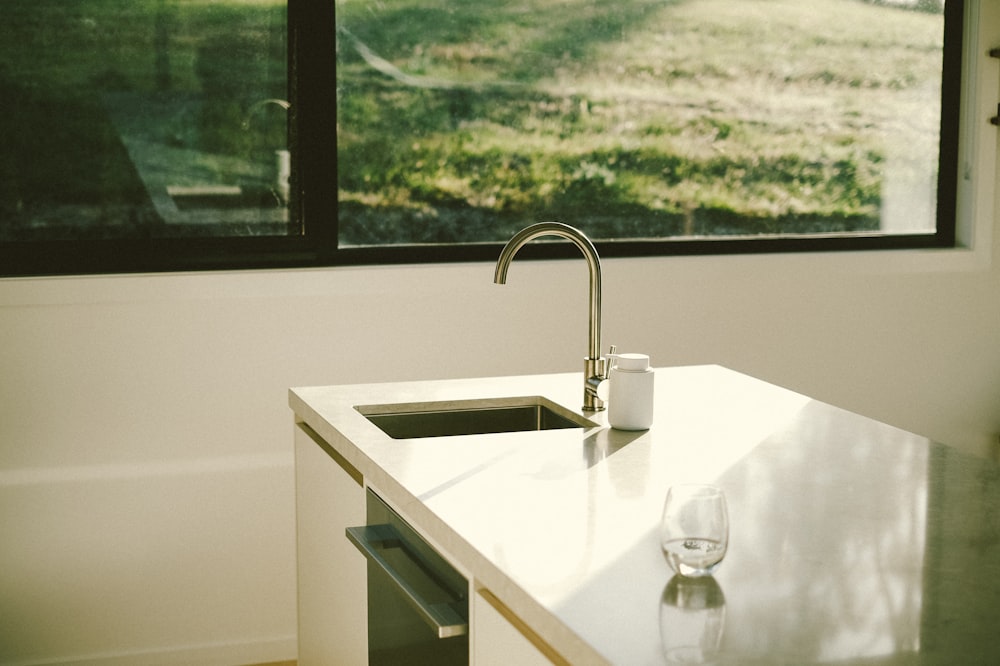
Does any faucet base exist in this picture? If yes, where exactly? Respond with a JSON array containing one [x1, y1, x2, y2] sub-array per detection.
[[583, 356, 608, 412]]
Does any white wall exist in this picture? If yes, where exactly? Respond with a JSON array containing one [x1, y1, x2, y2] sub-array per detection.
[[1, 5, 998, 665]]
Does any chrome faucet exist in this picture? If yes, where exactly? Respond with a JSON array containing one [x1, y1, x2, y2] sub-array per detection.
[[241, 98, 291, 130], [494, 222, 611, 411]]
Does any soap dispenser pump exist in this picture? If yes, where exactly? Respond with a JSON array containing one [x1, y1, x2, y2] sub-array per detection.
[[607, 353, 654, 430]]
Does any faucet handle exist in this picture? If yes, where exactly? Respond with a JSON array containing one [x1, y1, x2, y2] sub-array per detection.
[[595, 344, 617, 404], [604, 344, 618, 379]]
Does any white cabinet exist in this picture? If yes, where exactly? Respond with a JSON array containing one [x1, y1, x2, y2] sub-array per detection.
[[294, 423, 367, 665], [295, 419, 564, 666], [473, 589, 561, 666]]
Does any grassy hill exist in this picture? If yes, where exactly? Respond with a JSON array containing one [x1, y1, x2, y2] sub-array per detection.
[[336, 0, 944, 244]]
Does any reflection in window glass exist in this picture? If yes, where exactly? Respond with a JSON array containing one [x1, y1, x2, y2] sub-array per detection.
[[0, 1, 289, 241], [336, 0, 947, 246]]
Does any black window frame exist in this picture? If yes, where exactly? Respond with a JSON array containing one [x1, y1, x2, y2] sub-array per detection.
[[0, 0, 964, 278]]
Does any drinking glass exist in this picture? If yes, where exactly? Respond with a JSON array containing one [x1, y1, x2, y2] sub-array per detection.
[[660, 484, 729, 577]]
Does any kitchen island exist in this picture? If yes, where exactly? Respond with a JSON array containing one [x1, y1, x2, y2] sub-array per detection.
[[289, 365, 1000, 665]]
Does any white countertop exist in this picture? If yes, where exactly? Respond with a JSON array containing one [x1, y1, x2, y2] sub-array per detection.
[[289, 365, 1000, 665]]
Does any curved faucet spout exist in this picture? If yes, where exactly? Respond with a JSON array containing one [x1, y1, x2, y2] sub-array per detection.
[[494, 222, 607, 411]]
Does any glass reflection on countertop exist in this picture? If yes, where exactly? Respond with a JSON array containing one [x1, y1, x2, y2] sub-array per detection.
[[660, 575, 726, 664]]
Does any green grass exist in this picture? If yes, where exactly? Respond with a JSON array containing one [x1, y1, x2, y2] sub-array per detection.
[[0, 0, 283, 93], [336, 0, 944, 243]]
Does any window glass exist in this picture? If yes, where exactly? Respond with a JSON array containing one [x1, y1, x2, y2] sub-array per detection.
[[336, 0, 949, 247], [0, 0, 289, 242], [0, 0, 961, 276]]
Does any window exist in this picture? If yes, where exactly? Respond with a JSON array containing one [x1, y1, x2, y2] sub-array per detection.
[[336, 0, 961, 259], [0, 0, 307, 275], [0, 0, 964, 277]]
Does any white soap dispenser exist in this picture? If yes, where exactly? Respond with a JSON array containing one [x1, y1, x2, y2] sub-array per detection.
[[608, 353, 654, 430]]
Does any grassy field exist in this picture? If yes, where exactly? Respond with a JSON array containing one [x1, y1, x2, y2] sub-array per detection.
[[336, 0, 944, 244]]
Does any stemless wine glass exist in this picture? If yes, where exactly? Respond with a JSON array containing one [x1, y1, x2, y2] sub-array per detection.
[[660, 484, 729, 577]]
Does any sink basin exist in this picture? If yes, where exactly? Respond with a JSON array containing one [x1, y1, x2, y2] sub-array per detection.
[[356, 396, 597, 439]]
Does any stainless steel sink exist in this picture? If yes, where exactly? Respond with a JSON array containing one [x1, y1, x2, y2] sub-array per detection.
[[356, 397, 597, 439]]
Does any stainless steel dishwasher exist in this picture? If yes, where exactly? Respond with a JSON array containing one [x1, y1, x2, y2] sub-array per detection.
[[347, 489, 469, 665]]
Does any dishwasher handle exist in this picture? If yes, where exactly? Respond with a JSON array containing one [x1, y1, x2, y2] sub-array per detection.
[[346, 524, 469, 638]]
